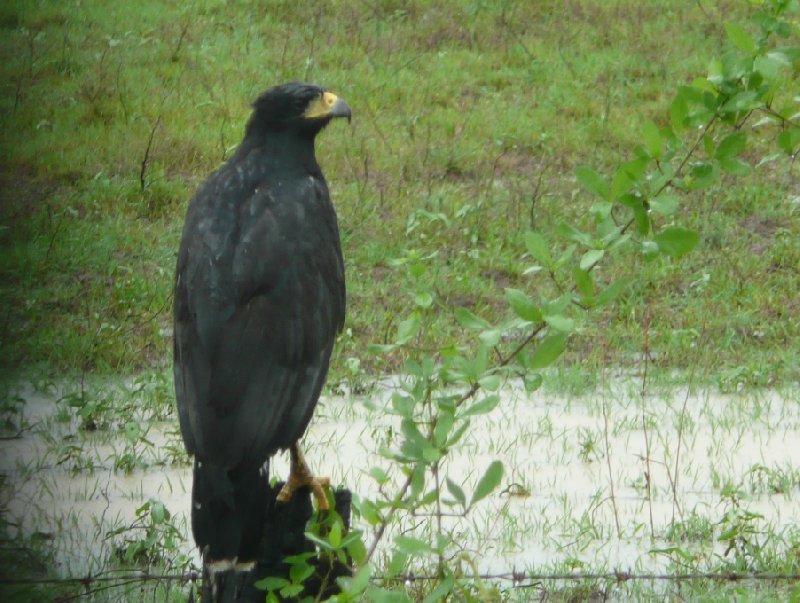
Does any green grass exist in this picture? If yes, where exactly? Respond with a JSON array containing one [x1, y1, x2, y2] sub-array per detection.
[[1, 0, 797, 384], [1, 0, 799, 601]]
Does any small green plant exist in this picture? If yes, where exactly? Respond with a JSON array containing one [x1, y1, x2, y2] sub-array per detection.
[[577, 427, 601, 463], [106, 499, 188, 569], [747, 463, 800, 495], [716, 484, 768, 569], [59, 389, 114, 432], [113, 420, 155, 473]]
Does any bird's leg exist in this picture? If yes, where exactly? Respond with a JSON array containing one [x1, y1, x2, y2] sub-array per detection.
[[276, 444, 330, 511]]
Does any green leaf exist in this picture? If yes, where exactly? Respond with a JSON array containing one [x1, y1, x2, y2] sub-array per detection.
[[391, 392, 415, 417], [409, 463, 425, 500], [304, 531, 334, 551], [328, 520, 342, 548], [124, 421, 140, 444], [777, 127, 800, 155], [478, 374, 501, 391], [543, 293, 572, 316], [558, 222, 592, 246], [715, 132, 746, 160], [770, 46, 800, 63], [280, 584, 304, 598], [400, 418, 428, 459], [454, 307, 490, 330], [445, 420, 470, 447], [670, 92, 689, 131], [725, 22, 757, 55], [703, 134, 715, 157], [478, 328, 501, 347], [346, 536, 368, 565], [654, 226, 700, 258], [289, 561, 314, 585], [621, 156, 649, 181], [579, 249, 604, 271], [527, 333, 567, 369], [339, 564, 371, 595], [687, 161, 716, 190], [472, 345, 488, 377], [368, 343, 398, 354], [524, 231, 552, 266], [471, 460, 504, 506], [649, 194, 678, 216], [641, 120, 663, 159], [543, 314, 575, 333], [754, 54, 784, 82], [356, 498, 381, 525], [445, 477, 466, 507], [414, 292, 433, 308], [718, 157, 752, 175], [422, 446, 442, 465], [596, 277, 633, 306], [610, 167, 633, 200], [396, 315, 421, 344], [369, 466, 389, 484], [461, 394, 500, 417], [555, 243, 577, 267], [505, 288, 543, 322], [423, 576, 455, 603], [255, 577, 290, 592], [433, 410, 454, 447], [395, 535, 434, 555], [618, 193, 641, 209], [573, 267, 594, 299], [575, 165, 609, 200], [634, 205, 650, 235], [524, 371, 543, 392], [386, 551, 409, 579], [720, 90, 761, 114], [149, 500, 166, 524], [641, 240, 659, 261]]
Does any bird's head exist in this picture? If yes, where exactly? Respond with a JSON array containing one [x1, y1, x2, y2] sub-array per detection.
[[248, 82, 351, 139]]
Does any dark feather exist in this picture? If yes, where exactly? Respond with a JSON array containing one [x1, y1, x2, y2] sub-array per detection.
[[173, 82, 347, 561]]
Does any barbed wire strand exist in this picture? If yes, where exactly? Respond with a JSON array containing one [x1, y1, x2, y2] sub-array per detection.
[[2, 569, 799, 588]]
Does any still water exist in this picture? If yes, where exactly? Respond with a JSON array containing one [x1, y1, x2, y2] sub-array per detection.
[[2, 377, 798, 581]]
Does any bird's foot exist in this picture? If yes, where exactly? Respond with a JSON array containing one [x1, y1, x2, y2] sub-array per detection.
[[276, 444, 331, 511]]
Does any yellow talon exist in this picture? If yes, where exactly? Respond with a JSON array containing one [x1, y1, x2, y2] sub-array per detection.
[[277, 444, 331, 511]]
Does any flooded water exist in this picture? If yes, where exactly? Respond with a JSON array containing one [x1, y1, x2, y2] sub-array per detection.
[[2, 377, 799, 584]]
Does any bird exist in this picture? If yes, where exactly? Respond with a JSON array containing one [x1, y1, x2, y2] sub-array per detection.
[[172, 82, 350, 566]]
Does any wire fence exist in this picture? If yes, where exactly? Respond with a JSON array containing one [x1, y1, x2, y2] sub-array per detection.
[[3, 568, 800, 600]]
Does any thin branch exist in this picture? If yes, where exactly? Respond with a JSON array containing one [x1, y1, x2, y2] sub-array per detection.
[[365, 324, 545, 564], [600, 375, 621, 539], [140, 115, 162, 192], [640, 305, 655, 541], [670, 325, 706, 525]]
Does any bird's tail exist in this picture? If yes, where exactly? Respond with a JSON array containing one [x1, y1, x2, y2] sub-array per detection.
[[191, 459, 269, 563]]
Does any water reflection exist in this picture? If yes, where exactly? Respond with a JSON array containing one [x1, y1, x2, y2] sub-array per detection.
[[2, 379, 798, 578]]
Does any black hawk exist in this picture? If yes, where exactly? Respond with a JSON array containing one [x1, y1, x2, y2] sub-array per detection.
[[173, 82, 350, 563]]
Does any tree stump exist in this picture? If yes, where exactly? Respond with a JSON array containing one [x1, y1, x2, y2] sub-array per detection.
[[198, 483, 352, 603]]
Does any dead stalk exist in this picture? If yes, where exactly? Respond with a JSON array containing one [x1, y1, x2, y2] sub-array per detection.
[[601, 368, 622, 539], [140, 116, 162, 192], [641, 305, 655, 540]]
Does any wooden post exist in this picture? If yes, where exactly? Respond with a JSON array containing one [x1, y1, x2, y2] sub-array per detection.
[[199, 484, 352, 603]]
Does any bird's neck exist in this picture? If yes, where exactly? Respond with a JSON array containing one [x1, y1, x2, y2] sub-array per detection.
[[238, 130, 321, 177]]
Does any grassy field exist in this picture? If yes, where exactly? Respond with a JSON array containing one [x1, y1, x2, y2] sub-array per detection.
[[1, 0, 799, 601], [2, 0, 797, 383]]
